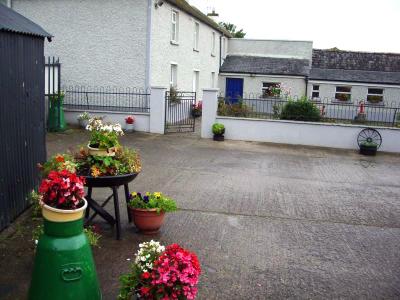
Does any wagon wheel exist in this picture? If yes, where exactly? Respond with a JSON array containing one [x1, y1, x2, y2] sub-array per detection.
[[357, 128, 382, 149]]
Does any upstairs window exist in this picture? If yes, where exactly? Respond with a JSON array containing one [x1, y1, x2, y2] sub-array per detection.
[[262, 82, 281, 98], [171, 11, 179, 43], [367, 88, 384, 104], [193, 22, 199, 51], [312, 85, 320, 99], [211, 32, 216, 56], [170, 64, 178, 87], [335, 86, 351, 102]]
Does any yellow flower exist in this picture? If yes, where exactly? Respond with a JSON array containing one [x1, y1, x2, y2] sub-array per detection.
[[145, 192, 151, 196], [131, 192, 137, 197], [91, 166, 101, 178], [154, 192, 161, 198]]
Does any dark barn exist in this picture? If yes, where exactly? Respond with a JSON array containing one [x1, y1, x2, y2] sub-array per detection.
[[0, 4, 51, 230]]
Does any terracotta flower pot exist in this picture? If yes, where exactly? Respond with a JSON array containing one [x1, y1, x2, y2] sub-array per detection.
[[87, 143, 116, 157], [129, 208, 165, 234], [42, 198, 87, 222]]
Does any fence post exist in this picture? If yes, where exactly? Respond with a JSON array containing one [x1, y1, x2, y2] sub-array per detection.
[[201, 88, 219, 138], [150, 86, 167, 134]]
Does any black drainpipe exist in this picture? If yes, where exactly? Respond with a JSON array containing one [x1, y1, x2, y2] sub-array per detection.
[[305, 75, 309, 98]]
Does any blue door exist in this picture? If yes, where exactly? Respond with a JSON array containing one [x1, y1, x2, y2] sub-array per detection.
[[225, 78, 243, 103]]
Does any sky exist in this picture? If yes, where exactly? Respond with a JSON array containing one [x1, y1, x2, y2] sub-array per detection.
[[189, 0, 400, 53]]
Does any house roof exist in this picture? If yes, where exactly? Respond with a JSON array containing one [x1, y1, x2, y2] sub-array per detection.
[[310, 49, 400, 85], [220, 55, 310, 77], [0, 3, 52, 39], [166, 0, 232, 37]]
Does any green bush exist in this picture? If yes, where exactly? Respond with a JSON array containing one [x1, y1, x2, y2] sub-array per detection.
[[212, 123, 225, 135], [218, 99, 252, 117], [280, 97, 321, 122]]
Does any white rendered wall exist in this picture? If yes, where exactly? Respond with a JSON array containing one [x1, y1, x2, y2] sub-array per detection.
[[150, 1, 222, 100], [216, 117, 400, 153], [219, 74, 306, 97], [308, 81, 400, 105], [227, 38, 313, 60], [64, 110, 150, 132], [13, 0, 148, 88]]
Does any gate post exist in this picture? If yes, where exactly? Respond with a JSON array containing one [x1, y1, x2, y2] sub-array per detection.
[[201, 88, 219, 138], [150, 86, 167, 134]]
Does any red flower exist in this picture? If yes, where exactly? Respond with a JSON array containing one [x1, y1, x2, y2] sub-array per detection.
[[125, 116, 135, 124], [141, 272, 151, 280]]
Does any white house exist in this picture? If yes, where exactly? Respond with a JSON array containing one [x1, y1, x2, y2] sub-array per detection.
[[11, 0, 231, 98]]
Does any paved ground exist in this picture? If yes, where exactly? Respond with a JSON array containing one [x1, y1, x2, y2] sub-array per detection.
[[1, 129, 400, 299]]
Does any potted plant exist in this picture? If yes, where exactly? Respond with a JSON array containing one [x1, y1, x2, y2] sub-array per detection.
[[359, 141, 378, 156], [78, 112, 91, 129], [212, 123, 225, 141], [38, 169, 87, 221], [86, 118, 124, 156], [127, 192, 177, 234], [191, 101, 202, 118], [125, 116, 135, 133], [118, 241, 201, 300]]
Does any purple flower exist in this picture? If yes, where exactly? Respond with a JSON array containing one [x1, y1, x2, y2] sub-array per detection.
[[143, 195, 149, 203], [137, 192, 142, 198]]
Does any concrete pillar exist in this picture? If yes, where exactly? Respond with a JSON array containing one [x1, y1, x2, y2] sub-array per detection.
[[201, 88, 219, 138], [150, 86, 167, 134]]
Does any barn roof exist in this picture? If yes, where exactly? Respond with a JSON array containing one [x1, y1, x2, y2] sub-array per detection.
[[0, 3, 52, 39]]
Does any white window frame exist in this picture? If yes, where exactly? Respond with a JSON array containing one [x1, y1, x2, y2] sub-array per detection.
[[311, 84, 320, 100], [367, 88, 384, 104], [262, 82, 281, 98], [211, 72, 215, 88], [193, 70, 200, 94], [335, 86, 352, 102], [193, 22, 200, 51], [211, 32, 216, 56], [170, 63, 178, 88], [171, 10, 179, 43]]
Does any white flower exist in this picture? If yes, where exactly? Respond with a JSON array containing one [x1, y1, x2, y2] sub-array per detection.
[[141, 257, 147, 261]]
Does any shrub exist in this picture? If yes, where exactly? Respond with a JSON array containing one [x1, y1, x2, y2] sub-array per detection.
[[212, 123, 225, 135], [218, 99, 252, 117], [280, 97, 321, 122]]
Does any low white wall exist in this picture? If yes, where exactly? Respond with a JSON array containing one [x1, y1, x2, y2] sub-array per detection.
[[216, 116, 400, 153], [65, 109, 150, 132]]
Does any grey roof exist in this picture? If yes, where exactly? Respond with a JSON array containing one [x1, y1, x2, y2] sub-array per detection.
[[220, 55, 310, 76], [310, 49, 400, 85], [0, 3, 52, 39], [310, 68, 400, 85]]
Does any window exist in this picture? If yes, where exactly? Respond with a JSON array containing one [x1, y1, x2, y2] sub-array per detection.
[[262, 82, 281, 98], [211, 32, 216, 56], [170, 64, 177, 87], [367, 88, 384, 104], [171, 11, 179, 43], [193, 22, 199, 51], [211, 72, 215, 88], [193, 71, 200, 94], [312, 85, 320, 99], [335, 86, 351, 102]]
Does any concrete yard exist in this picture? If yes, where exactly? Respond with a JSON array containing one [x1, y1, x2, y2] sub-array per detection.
[[1, 129, 400, 299]]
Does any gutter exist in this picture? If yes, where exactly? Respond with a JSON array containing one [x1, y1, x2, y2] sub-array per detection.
[[145, 0, 152, 90]]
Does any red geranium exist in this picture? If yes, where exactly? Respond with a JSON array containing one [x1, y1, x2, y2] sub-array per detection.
[[125, 116, 135, 124], [39, 170, 85, 209]]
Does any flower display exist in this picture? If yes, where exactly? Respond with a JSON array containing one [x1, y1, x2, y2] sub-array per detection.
[[118, 242, 201, 300], [38, 153, 77, 177], [128, 192, 177, 213], [125, 116, 135, 124], [86, 118, 124, 150], [39, 169, 85, 209]]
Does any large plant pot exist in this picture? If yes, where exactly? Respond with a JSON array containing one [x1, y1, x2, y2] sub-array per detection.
[[213, 134, 224, 141], [125, 123, 135, 133], [87, 143, 116, 156], [29, 199, 101, 300], [359, 144, 377, 156], [129, 208, 165, 234]]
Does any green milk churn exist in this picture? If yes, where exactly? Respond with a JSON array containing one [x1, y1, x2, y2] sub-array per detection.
[[28, 200, 101, 300]]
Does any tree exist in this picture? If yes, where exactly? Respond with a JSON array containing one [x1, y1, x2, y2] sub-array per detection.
[[219, 22, 246, 38]]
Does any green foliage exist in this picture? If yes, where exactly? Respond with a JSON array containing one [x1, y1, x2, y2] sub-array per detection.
[[29, 190, 42, 219], [280, 97, 321, 122], [212, 123, 225, 135], [49, 91, 65, 103], [169, 86, 181, 104], [39, 153, 77, 178], [219, 22, 246, 38], [118, 272, 139, 300], [218, 99, 252, 117], [86, 118, 123, 149], [128, 192, 177, 213]]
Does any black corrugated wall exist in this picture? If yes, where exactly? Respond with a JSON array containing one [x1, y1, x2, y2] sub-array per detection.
[[0, 31, 46, 231]]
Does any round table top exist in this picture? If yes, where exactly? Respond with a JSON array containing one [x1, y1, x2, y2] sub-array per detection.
[[83, 173, 139, 187]]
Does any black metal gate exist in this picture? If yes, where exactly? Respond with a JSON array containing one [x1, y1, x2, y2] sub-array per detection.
[[165, 91, 196, 133]]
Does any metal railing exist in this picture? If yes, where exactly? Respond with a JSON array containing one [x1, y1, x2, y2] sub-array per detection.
[[218, 95, 400, 127], [63, 86, 150, 113]]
